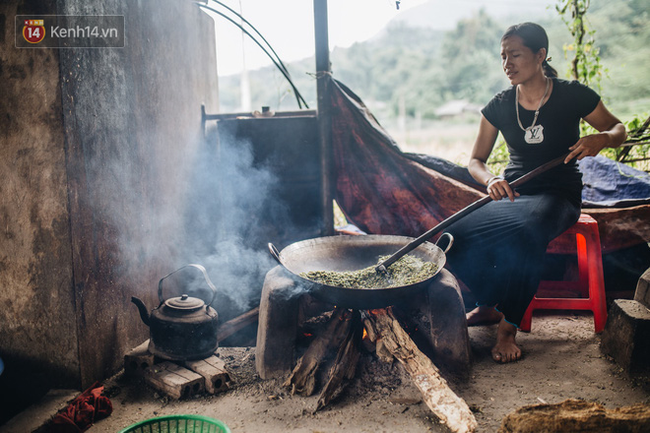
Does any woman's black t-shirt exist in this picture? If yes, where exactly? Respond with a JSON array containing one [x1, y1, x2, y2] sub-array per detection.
[[481, 78, 600, 204]]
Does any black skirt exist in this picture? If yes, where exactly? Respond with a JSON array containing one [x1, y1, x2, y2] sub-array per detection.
[[444, 192, 581, 327]]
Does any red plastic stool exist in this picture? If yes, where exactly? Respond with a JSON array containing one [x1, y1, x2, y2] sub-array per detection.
[[519, 214, 607, 333]]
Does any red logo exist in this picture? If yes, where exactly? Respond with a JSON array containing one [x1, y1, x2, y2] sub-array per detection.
[[23, 19, 45, 44]]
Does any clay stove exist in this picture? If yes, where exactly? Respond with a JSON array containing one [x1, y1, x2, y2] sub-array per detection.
[[255, 265, 472, 379]]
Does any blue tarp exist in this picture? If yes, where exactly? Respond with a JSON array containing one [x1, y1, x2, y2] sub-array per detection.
[[405, 153, 650, 209], [579, 155, 650, 208]]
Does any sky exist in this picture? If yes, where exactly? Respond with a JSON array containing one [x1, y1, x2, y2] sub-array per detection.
[[203, 0, 554, 76]]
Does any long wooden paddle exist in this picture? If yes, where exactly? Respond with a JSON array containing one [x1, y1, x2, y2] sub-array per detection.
[[375, 153, 570, 273]]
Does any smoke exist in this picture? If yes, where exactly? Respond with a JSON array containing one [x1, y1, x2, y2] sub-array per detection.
[[95, 118, 309, 321], [180, 126, 291, 317]]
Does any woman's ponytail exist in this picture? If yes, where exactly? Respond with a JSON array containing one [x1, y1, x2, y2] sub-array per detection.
[[542, 58, 558, 78]]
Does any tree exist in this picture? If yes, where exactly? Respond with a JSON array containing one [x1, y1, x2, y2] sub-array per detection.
[[556, 0, 605, 92], [557, 0, 650, 170], [437, 9, 506, 105]]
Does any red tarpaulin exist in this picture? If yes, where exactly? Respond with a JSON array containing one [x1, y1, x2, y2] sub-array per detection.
[[329, 79, 483, 238]]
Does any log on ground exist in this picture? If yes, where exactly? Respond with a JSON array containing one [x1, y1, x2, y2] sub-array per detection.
[[499, 398, 650, 433], [218, 306, 259, 343], [363, 308, 477, 433]]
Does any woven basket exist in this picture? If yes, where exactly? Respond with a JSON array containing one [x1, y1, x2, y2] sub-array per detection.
[[118, 414, 231, 433]]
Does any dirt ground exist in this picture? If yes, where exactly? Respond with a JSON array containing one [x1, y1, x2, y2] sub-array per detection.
[[5, 310, 649, 433]]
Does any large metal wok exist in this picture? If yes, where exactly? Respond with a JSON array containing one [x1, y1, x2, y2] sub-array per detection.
[[268, 233, 452, 310], [267, 153, 570, 310]]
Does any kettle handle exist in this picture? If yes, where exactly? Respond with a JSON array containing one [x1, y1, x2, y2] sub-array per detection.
[[158, 264, 217, 307]]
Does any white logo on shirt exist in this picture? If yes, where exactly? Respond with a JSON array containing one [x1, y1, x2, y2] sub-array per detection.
[[524, 124, 544, 144]]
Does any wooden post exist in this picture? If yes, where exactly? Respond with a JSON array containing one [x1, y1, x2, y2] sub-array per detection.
[[314, 0, 334, 236]]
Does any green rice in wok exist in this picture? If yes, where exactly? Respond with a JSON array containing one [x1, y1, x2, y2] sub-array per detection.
[[299, 255, 438, 289]]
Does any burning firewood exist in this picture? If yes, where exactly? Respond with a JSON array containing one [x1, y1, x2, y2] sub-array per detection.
[[283, 308, 354, 396], [315, 310, 362, 412], [363, 308, 478, 433], [280, 303, 476, 427]]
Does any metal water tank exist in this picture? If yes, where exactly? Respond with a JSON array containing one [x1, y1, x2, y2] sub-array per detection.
[[215, 113, 323, 251]]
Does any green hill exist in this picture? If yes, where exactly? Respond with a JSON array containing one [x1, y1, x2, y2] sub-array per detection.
[[218, 0, 648, 143]]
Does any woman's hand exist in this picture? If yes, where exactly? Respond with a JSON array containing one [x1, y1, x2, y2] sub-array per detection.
[[564, 133, 609, 163], [487, 177, 519, 202]]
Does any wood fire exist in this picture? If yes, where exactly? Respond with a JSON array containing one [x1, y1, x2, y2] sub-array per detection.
[[282, 306, 477, 433]]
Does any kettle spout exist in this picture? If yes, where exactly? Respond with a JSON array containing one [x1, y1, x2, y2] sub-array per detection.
[[131, 296, 151, 327]]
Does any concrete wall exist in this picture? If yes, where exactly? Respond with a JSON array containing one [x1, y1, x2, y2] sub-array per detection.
[[0, 0, 78, 390], [0, 0, 218, 404]]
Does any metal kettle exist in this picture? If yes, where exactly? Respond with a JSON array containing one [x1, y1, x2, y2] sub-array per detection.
[[131, 264, 219, 361]]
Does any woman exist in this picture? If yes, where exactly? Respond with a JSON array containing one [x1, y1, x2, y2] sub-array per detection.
[[445, 22, 627, 363]]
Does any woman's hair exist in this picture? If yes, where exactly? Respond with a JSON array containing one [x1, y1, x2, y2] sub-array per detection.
[[502, 22, 558, 78]]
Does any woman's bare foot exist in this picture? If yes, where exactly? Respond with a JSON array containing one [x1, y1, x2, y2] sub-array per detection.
[[491, 319, 522, 363], [466, 305, 504, 326]]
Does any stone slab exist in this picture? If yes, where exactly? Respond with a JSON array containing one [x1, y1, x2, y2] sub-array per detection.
[[601, 299, 650, 374], [255, 266, 300, 379], [634, 267, 650, 309]]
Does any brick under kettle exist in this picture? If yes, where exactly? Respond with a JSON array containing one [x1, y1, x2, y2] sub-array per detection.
[[127, 264, 231, 399]]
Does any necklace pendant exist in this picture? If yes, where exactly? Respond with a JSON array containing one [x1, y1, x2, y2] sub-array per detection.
[[524, 124, 544, 144]]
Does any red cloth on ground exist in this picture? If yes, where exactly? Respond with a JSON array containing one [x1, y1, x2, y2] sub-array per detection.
[[48, 382, 112, 433]]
